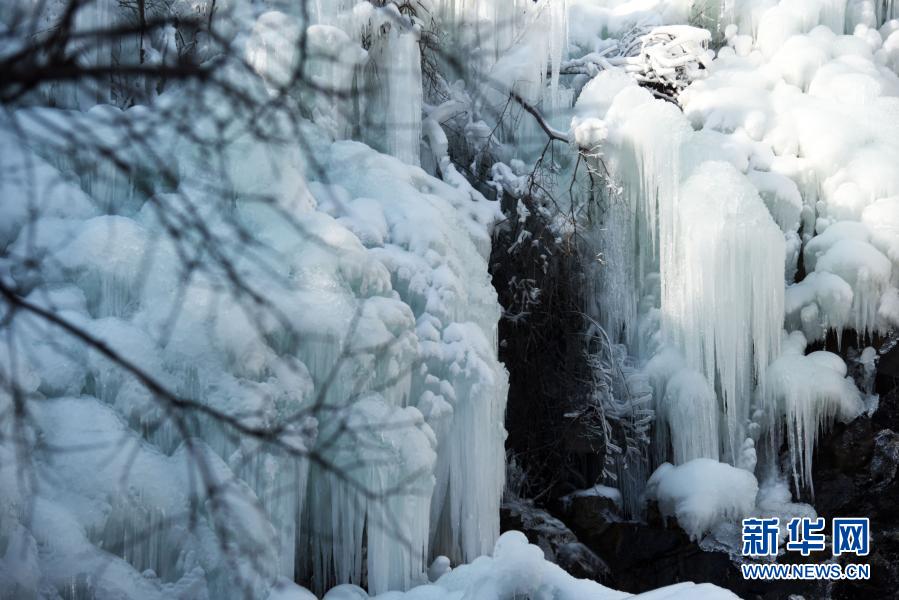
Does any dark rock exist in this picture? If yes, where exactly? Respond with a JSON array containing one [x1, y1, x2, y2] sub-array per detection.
[[500, 497, 610, 582], [571, 519, 818, 599], [875, 336, 899, 395], [872, 387, 899, 431], [559, 486, 623, 536], [556, 542, 610, 580], [813, 414, 874, 477], [870, 429, 899, 484]]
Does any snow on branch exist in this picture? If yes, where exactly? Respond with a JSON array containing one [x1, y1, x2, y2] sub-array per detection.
[[509, 90, 570, 143], [559, 25, 711, 99]]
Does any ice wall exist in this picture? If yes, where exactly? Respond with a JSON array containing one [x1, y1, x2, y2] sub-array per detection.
[[670, 161, 784, 460]]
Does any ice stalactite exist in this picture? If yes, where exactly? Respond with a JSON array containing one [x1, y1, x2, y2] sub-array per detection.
[[428, 0, 534, 88], [579, 81, 692, 347], [814, 238, 893, 340], [578, 69, 785, 467], [543, 0, 570, 110], [668, 161, 785, 462], [301, 398, 436, 596], [660, 369, 721, 465], [303, 24, 368, 140], [784, 271, 854, 344], [421, 322, 508, 563], [644, 347, 720, 466], [249, 4, 423, 165], [758, 332, 863, 494]]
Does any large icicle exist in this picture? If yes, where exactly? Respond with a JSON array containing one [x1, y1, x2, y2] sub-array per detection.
[[364, 6, 424, 166], [666, 161, 785, 462]]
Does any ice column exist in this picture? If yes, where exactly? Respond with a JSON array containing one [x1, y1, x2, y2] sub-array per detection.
[[665, 161, 785, 461]]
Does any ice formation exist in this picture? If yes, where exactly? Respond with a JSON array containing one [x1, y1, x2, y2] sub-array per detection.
[[569, 0, 898, 539], [577, 74, 784, 468], [758, 332, 863, 494], [673, 1, 899, 498], [669, 161, 785, 460], [0, 3, 518, 595], [4, 0, 899, 593], [658, 369, 721, 464]]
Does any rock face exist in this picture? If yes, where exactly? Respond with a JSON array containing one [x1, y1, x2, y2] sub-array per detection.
[[559, 498, 816, 599], [870, 429, 899, 484]]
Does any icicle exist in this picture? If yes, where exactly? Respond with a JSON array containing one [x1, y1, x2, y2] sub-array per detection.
[[665, 161, 784, 462], [758, 334, 863, 495], [363, 8, 423, 166], [814, 239, 892, 340], [544, 0, 569, 110], [421, 322, 507, 564], [643, 348, 719, 465], [587, 85, 691, 346]]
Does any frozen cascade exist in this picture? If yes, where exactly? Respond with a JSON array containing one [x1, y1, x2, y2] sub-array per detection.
[[6, 0, 899, 595], [301, 399, 436, 595], [814, 238, 893, 339], [660, 369, 721, 464], [643, 348, 720, 466], [1, 45, 507, 599], [321, 142, 508, 566], [625, 0, 899, 537], [670, 0, 899, 498], [579, 80, 691, 347], [784, 271, 854, 344], [692, 0, 896, 41], [299, 0, 569, 166], [429, 0, 532, 68]]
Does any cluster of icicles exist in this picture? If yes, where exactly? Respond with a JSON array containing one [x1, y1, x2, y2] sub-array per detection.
[[584, 0, 899, 516]]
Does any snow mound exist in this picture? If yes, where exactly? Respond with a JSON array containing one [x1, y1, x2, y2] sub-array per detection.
[[647, 459, 759, 541], [268, 531, 742, 600]]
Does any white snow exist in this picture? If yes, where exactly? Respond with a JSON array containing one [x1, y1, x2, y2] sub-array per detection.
[[647, 459, 759, 541], [267, 531, 740, 600]]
